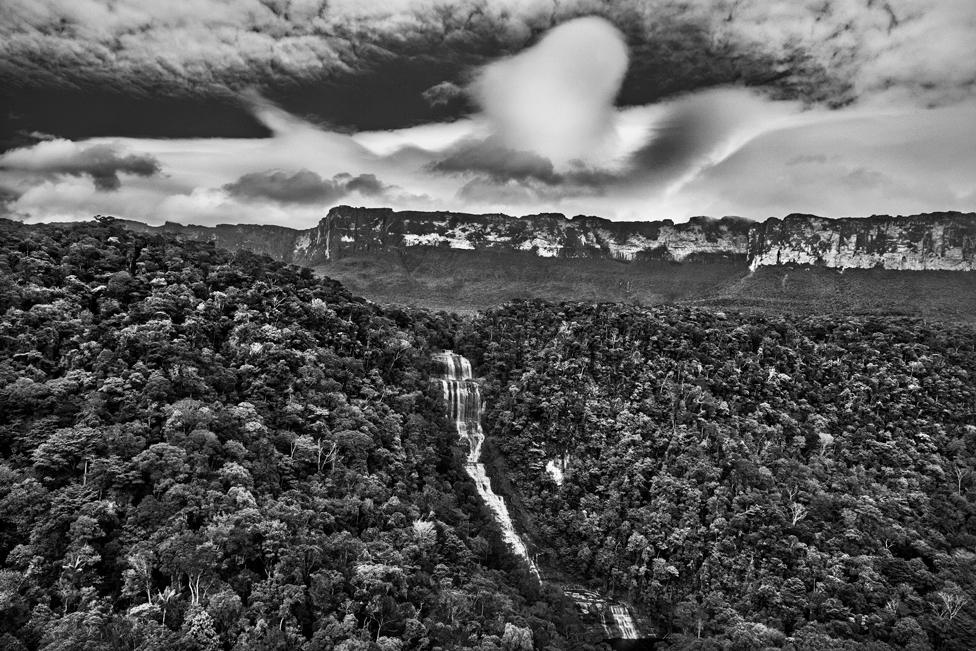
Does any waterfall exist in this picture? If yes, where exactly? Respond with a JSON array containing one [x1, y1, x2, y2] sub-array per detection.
[[433, 351, 640, 639], [609, 604, 639, 639], [434, 351, 541, 581]]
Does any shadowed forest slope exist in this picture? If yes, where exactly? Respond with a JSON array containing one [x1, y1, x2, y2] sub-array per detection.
[[458, 301, 976, 649]]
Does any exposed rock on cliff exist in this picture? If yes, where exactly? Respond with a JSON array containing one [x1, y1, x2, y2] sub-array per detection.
[[290, 206, 751, 266], [118, 206, 976, 272], [747, 212, 976, 271]]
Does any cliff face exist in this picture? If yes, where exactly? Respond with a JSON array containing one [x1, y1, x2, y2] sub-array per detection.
[[120, 220, 302, 263], [117, 207, 976, 272], [292, 205, 752, 266], [747, 212, 976, 271]]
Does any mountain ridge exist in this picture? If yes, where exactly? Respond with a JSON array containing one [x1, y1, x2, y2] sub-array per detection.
[[113, 205, 976, 272]]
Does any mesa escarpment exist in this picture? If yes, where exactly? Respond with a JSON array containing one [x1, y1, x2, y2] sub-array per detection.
[[290, 206, 751, 265], [748, 212, 976, 271], [118, 206, 976, 272]]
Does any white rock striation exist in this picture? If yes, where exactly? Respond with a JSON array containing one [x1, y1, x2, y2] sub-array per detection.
[[747, 213, 976, 271], [121, 207, 976, 274]]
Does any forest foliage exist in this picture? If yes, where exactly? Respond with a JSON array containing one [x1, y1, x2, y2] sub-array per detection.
[[458, 301, 976, 649], [4, 218, 976, 650], [0, 220, 592, 650]]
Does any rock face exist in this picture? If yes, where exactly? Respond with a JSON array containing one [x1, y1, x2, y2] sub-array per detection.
[[290, 205, 752, 266], [748, 212, 976, 271], [119, 206, 976, 271], [121, 220, 301, 262]]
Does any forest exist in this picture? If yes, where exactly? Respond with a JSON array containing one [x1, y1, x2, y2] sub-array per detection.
[[2, 219, 976, 650], [0, 220, 595, 650], [458, 301, 976, 649]]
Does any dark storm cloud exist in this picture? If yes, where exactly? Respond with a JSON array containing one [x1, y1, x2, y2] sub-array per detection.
[[223, 169, 391, 205], [0, 1, 838, 109], [630, 102, 719, 176], [0, 142, 161, 191], [432, 140, 559, 184], [430, 137, 616, 192], [339, 173, 386, 196], [0, 91, 274, 152], [628, 90, 753, 178], [12, 0, 971, 141], [65, 146, 160, 191]]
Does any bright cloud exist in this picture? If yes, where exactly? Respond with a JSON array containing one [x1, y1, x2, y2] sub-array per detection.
[[472, 17, 628, 166], [3, 91, 974, 225], [2, 7, 975, 226]]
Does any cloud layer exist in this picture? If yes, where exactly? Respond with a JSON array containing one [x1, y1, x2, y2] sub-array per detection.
[[2, 92, 973, 226], [224, 169, 389, 204], [4, 0, 975, 143], [1, 5, 974, 225], [0, 141, 160, 190]]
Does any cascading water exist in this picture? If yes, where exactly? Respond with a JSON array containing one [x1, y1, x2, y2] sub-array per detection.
[[434, 351, 541, 581], [434, 351, 639, 639], [609, 604, 639, 639]]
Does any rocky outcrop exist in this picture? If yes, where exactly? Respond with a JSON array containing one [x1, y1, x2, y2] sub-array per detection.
[[289, 205, 751, 265], [747, 212, 976, 271], [117, 207, 976, 272]]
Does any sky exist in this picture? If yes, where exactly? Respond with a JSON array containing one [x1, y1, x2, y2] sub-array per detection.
[[1, 0, 974, 226]]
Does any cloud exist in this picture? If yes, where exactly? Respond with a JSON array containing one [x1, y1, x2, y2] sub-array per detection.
[[224, 169, 392, 204], [674, 100, 976, 219], [626, 88, 802, 189], [427, 87, 797, 203], [471, 16, 628, 166], [432, 139, 559, 184], [0, 185, 20, 218], [455, 175, 606, 208], [2, 7, 976, 227], [6, 0, 974, 142], [339, 173, 386, 196], [421, 18, 627, 200], [719, 0, 976, 107], [427, 137, 618, 214], [0, 140, 160, 190], [422, 81, 467, 109]]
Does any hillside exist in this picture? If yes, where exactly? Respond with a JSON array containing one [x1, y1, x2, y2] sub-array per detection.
[[3, 219, 976, 649], [314, 249, 747, 314], [691, 266, 976, 321], [0, 220, 599, 650], [458, 301, 976, 649]]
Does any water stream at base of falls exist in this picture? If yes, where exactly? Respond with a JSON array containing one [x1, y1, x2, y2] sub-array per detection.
[[434, 351, 639, 640]]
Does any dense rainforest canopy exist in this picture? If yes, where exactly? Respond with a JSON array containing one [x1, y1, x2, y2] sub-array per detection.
[[458, 301, 976, 649], [0, 220, 591, 650], [2, 219, 976, 650]]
